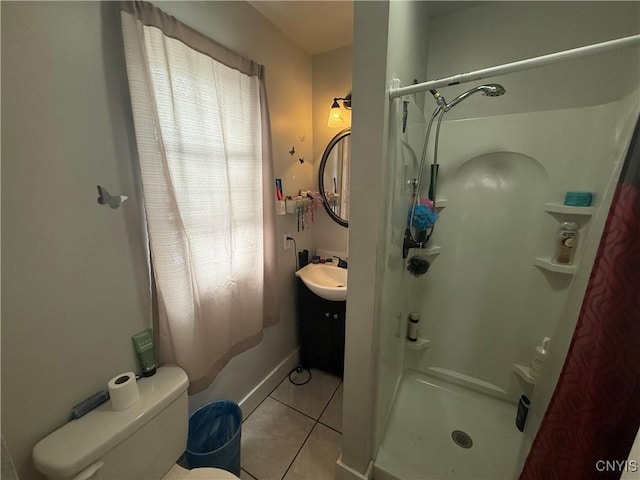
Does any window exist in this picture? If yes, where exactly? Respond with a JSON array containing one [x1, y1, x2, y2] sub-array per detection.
[[121, 4, 278, 393]]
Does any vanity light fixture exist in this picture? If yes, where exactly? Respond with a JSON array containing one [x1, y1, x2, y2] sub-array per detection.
[[327, 92, 352, 128]]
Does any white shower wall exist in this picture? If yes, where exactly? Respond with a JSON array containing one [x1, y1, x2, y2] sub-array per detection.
[[342, 2, 640, 477], [403, 96, 636, 401], [426, 2, 640, 118], [363, 1, 640, 475], [395, 0, 640, 403]]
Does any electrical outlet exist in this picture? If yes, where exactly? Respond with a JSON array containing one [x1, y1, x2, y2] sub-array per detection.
[[284, 234, 291, 250]]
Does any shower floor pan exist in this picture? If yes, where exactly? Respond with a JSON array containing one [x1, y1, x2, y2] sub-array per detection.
[[374, 370, 523, 480]]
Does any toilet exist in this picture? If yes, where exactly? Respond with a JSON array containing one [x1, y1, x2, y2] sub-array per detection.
[[32, 366, 240, 480]]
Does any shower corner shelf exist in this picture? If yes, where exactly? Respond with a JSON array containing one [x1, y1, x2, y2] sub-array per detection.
[[544, 203, 595, 216], [406, 337, 431, 351], [534, 257, 577, 275], [408, 246, 442, 257], [435, 199, 447, 209], [424, 246, 442, 256], [512, 363, 537, 385]]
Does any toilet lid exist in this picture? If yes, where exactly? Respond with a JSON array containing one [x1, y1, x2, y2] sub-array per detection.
[[184, 467, 240, 480]]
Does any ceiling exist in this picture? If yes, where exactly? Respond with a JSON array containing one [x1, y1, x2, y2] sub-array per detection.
[[248, 1, 354, 56], [248, 1, 484, 56]]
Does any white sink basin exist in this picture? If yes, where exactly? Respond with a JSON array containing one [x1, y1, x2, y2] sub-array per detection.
[[295, 263, 347, 301]]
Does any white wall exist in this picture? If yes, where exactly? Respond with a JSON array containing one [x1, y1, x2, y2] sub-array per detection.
[[1, 2, 312, 478], [311, 45, 352, 256], [374, 0, 431, 451], [340, 1, 390, 477], [340, 0, 431, 477]]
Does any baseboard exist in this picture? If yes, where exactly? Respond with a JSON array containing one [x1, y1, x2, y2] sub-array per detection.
[[237, 348, 300, 419], [372, 463, 400, 480], [336, 454, 373, 480]]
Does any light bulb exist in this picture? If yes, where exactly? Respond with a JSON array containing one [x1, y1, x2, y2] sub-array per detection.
[[327, 104, 345, 128]]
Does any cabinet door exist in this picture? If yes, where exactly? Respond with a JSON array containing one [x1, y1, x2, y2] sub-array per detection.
[[297, 280, 335, 371], [332, 303, 346, 377], [331, 308, 346, 378]]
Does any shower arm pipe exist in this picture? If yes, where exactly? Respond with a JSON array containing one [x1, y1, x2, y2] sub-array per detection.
[[389, 34, 640, 100], [408, 106, 442, 240]]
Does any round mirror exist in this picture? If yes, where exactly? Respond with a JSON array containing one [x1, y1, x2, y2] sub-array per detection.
[[319, 128, 350, 228]]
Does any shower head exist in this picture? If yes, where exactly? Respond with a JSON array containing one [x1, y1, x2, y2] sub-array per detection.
[[429, 84, 506, 111], [481, 84, 507, 97]]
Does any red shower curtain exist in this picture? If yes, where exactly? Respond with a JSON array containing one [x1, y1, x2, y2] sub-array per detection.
[[520, 118, 640, 480]]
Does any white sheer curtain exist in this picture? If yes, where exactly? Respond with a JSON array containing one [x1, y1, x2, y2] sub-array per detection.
[[120, 2, 279, 393]]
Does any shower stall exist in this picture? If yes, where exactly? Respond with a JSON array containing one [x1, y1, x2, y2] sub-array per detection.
[[341, 2, 640, 480], [374, 89, 639, 480]]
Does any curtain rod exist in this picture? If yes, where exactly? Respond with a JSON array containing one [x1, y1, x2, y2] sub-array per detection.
[[389, 34, 640, 100]]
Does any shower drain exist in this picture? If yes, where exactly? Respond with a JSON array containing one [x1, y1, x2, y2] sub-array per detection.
[[451, 430, 473, 449]]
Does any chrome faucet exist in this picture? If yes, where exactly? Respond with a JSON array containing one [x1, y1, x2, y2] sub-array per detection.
[[333, 256, 348, 269]]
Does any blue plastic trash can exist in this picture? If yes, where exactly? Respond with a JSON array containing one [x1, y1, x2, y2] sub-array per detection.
[[186, 400, 242, 475]]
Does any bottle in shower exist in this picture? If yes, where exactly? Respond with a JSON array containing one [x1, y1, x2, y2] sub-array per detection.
[[530, 337, 551, 381], [407, 312, 419, 341], [552, 222, 578, 264]]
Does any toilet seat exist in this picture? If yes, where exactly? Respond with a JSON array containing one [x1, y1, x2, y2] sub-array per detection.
[[185, 467, 239, 479], [164, 464, 240, 480]]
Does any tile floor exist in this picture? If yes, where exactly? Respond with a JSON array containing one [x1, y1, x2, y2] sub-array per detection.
[[240, 369, 343, 480]]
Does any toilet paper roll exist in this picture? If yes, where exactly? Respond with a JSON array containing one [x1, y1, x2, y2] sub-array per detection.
[[108, 372, 139, 411]]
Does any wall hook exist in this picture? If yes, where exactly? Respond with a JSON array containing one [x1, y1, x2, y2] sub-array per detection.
[[289, 146, 295, 156], [97, 185, 128, 209], [298, 157, 305, 164]]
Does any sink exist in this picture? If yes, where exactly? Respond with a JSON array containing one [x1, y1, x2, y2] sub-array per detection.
[[295, 263, 347, 301]]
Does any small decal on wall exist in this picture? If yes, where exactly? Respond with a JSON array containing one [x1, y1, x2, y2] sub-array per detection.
[[97, 185, 128, 209]]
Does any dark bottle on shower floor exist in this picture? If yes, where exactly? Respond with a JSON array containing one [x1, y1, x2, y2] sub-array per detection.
[[516, 395, 530, 432]]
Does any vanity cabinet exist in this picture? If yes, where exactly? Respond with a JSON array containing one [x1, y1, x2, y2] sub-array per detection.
[[296, 279, 345, 378]]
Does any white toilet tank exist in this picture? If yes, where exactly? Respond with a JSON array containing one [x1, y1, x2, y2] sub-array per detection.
[[33, 366, 190, 480]]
